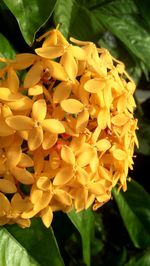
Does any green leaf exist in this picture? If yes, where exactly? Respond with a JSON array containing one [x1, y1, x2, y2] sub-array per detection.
[[135, 0, 150, 29], [125, 250, 150, 266], [93, 0, 150, 70], [0, 33, 15, 59], [54, 0, 104, 40], [0, 227, 39, 266], [68, 209, 94, 266], [0, 33, 15, 69], [113, 180, 150, 248], [6, 218, 65, 266], [136, 117, 150, 156], [3, 0, 58, 45]]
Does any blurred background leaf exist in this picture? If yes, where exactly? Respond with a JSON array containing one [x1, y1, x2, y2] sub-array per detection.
[[125, 250, 150, 266]]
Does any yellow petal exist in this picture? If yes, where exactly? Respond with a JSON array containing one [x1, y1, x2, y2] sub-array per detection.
[[6, 143, 22, 168], [28, 84, 43, 96], [0, 179, 17, 193], [111, 114, 129, 126], [84, 78, 105, 93], [60, 51, 78, 80], [21, 209, 38, 219], [76, 167, 89, 185], [32, 99, 46, 122], [1, 105, 12, 117], [0, 87, 23, 101], [77, 60, 86, 76], [0, 120, 15, 136], [42, 132, 57, 150], [53, 81, 71, 103], [45, 60, 68, 81], [69, 45, 86, 60], [18, 153, 34, 168], [35, 46, 64, 59], [61, 99, 84, 114], [42, 31, 57, 47], [53, 166, 74, 186], [13, 53, 37, 70], [127, 81, 136, 93], [36, 176, 51, 191], [97, 108, 110, 130], [12, 167, 34, 184], [113, 149, 127, 160], [54, 189, 72, 206], [41, 206, 53, 228], [23, 62, 43, 88], [74, 188, 88, 212], [96, 139, 111, 152], [42, 119, 65, 133], [6, 116, 33, 130], [28, 127, 43, 151], [103, 84, 112, 110], [92, 126, 101, 144], [30, 187, 43, 204], [76, 109, 89, 133], [34, 191, 52, 212], [0, 192, 10, 215], [77, 148, 95, 167], [70, 37, 91, 46], [98, 166, 112, 181], [61, 121, 78, 137], [7, 96, 33, 111], [88, 182, 105, 195], [61, 145, 75, 165], [7, 67, 19, 93], [17, 218, 31, 228]]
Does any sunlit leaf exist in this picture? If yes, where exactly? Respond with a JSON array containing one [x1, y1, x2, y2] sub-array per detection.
[[6, 218, 65, 266], [0, 227, 39, 266]]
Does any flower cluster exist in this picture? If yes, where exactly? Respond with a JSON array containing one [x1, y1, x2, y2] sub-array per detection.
[[0, 29, 138, 228]]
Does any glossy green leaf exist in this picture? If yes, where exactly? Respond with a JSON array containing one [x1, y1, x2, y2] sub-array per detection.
[[0, 33, 15, 69], [93, 0, 150, 70], [3, 0, 58, 45], [6, 218, 65, 266], [113, 180, 150, 248], [0, 33, 15, 59], [0, 227, 39, 266], [68, 209, 94, 266], [125, 250, 150, 266], [54, 0, 103, 40]]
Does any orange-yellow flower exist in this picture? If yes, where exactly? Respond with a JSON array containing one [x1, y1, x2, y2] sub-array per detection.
[[0, 28, 138, 228]]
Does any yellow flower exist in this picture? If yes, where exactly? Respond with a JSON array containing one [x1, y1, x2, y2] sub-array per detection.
[[0, 28, 138, 228], [6, 99, 65, 150]]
